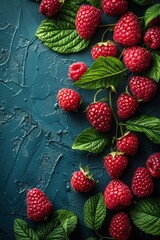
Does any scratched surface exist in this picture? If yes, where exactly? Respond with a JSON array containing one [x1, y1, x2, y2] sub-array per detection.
[[0, 0, 160, 239]]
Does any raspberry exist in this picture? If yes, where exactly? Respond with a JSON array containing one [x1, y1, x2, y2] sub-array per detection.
[[104, 152, 128, 179], [132, 167, 154, 198], [71, 166, 95, 192], [117, 93, 139, 121], [116, 132, 139, 156], [75, 5, 101, 39], [68, 62, 87, 81], [86, 102, 112, 132], [146, 153, 160, 178], [104, 180, 132, 210], [27, 188, 53, 221], [149, 17, 160, 26], [129, 76, 157, 102], [123, 46, 152, 73], [91, 41, 117, 60], [113, 12, 141, 46], [102, 0, 128, 16], [144, 26, 160, 49], [57, 88, 81, 111], [40, 0, 61, 17], [109, 212, 132, 240]]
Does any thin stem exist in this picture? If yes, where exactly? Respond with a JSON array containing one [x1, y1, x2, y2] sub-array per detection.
[[119, 48, 125, 60], [98, 23, 115, 28], [101, 29, 109, 42], [94, 89, 103, 102]]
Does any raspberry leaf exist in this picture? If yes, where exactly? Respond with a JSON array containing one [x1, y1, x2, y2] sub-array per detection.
[[126, 115, 160, 144], [132, 0, 152, 5], [72, 127, 110, 153], [144, 3, 160, 26], [87, 0, 101, 9], [84, 193, 106, 230], [144, 51, 160, 83], [36, 1, 90, 54], [14, 219, 39, 240], [74, 57, 126, 89], [130, 198, 160, 235]]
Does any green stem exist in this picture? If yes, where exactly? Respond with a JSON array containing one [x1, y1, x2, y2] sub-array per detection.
[[94, 89, 103, 102], [119, 48, 125, 60], [98, 23, 115, 28]]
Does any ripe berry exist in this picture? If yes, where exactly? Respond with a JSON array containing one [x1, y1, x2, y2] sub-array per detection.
[[117, 93, 139, 121], [113, 12, 141, 46], [86, 102, 112, 132], [129, 76, 157, 102], [71, 166, 95, 192], [102, 0, 128, 16], [68, 62, 87, 81], [146, 153, 160, 178], [91, 41, 117, 60], [116, 132, 139, 156], [104, 152, 128, 179], [104, 180, 132, 210], [123, 46, 152, 73], [57, 88, 81, 111], [144, 26, 160, 49], [75, 5, 101, 39], [40, 0, 61, 17], [27, 188, 53, 221], [132, 167, 154, 198], [109, 212, 132, 240]]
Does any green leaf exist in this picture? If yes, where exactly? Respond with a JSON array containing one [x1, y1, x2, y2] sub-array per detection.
[[14, 219, 39, 240], [144, 3, 160, 26], [58, 210, 78, 235], [36, 2, 90, 54], [126, 115, 160, 144], [87, 0, 101, 9], [84, 193, 106, 230], [74, 57, 126, 89], [130, 198, 160, 236], [145, 51, 160, 83], [72, 127, 110, 154], [132, 0, 152, 5]]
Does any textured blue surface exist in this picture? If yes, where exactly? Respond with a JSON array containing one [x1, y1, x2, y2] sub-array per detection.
[[0, 0, 160, 239]]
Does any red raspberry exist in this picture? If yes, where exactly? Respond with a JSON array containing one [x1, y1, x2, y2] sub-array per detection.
[[117, 93, 139, 121], [113, 12, 141, 46], [57, 88, 81, 111], [123, 46, 152, 73], [104, 180, 132, 210], [86, 102, 112, 132], [144, 27, 160, 49], [27, 188, 53, 221], [102, 0, 128, 16], [132, 167, 154, 198], [40, 0, 61, 17], [68, 62, 87, 82], [91, 41, 117, 60], [71, 166, 95, 192], [116, 132, 139, 156], [104, 153, 128, 179], [149, 16, 160, 26], [146, 153, 160, 178], [75, 5, 101, 39], [109, 212, 132, 240], [129, 76, 157, 102]]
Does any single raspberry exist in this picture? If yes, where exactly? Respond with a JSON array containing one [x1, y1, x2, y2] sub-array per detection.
[[144, 27, 160, 49], [68, 62, 87, 82], [104, 180, 132, 210], [123, 46, 152, 73], [149, 16, 160, 26], [132, 167, 154, 198], [129, 76, 157, 102], [117, 93, 139, 121], [116, 132, 139, 156], [86, 102, 112, 132], [57, 88, 81, 111], [104, 152, 128, 179], [109, 212, 132, 240], [71, 166, 95, 192], [113, 12, 141, 46], [27, 188, 53, 221], [91, 41, 117, 60], [146, 153, 160, 178], [40, 0, 61, 17], [75, 5, 101, 39], [102, 0, 128, 16]]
